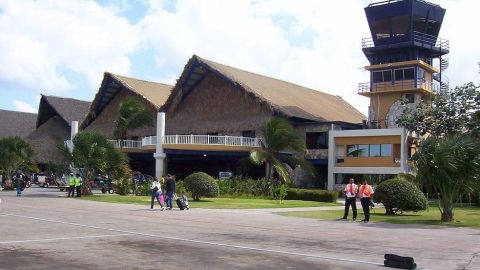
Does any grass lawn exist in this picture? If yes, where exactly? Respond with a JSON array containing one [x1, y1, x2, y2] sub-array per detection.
[[279, 206, 480, 229], [79, 195, 341, 209]]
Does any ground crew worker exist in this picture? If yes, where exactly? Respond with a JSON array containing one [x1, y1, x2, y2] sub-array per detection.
[[340, 178, 358, 221], [75, 173, 82, 197], [67, 173, 75, 197], [359, 179, 374, 223]]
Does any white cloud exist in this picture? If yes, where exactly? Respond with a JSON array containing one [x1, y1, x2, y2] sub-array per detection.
[[139, 0, 372, 115], [13, 100, 36, 113], [0, 0, 138, 95], [139, 0, 480, 116]]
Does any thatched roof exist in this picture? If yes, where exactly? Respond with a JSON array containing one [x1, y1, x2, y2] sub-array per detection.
[[37, 95, 91, 128], [81, 72, 173, 129], [27, 115, 70, 164], [0, 109, 37, 139], [164, 55, 366, 123]]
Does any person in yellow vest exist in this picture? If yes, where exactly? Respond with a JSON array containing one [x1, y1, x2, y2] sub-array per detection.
[[74, 173, 82, 197], [67, 173, 76, 197], [359, 179, 374, 223], [340, 178, 358, 221]]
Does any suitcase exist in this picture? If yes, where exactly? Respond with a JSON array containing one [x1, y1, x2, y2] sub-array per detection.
[[384, 254, 415, 264], [176, 198, 187, 210], [384, 260, 417, 269]]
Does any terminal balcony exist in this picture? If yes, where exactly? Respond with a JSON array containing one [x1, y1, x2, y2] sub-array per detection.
[[358, 79, 440, 96], [67, 135, 263, 153]]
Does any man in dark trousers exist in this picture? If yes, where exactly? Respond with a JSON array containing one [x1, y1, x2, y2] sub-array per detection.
[[67, 173, 75, 197], [340, 178, 358, 221], [359, 179, 374, 223], [165, 174, 175, 210]]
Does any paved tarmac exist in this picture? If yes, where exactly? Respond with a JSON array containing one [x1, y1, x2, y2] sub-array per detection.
[[0, 187, 479, 270]]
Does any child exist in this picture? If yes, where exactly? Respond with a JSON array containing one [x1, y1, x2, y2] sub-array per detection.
[[182, 191, 189, 210]]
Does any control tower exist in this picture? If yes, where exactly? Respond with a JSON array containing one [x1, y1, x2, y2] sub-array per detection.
[[359, 0, 449, 128]]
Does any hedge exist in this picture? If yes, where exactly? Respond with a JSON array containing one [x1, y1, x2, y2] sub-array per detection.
[[373, 177, 427, 215], [285, 188, 339, 202]]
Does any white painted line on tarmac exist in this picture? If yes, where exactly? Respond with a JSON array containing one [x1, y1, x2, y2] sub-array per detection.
[[0, 234, 130, 244], [5, 213, 384, 267]]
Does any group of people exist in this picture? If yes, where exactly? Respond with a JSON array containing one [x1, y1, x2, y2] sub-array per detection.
[[67, 173, 82, 197], [150, 174, 189, 211], [340, 178, 374, 223]]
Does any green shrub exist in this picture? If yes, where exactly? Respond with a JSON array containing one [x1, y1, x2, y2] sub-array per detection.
[[217, 177, 272, 197], [285, 188, 339, 202], [175, 180, 186, 195], [373, 177, 427, 215], [115, 177, 131, 195], [137, 181, 152, 196], [184, 172, 219, 200]]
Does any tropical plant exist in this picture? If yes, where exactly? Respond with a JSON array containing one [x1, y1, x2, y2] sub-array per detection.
[[183, 172, 219, 200], [0, 136, 36, 182], [373, 177, 428, 215], [250, 117, 313, 184], [412, 135, 480, 222], [59, 132, 131, 195], [113, 96, 153, 146], [396, 82, 480, 138]]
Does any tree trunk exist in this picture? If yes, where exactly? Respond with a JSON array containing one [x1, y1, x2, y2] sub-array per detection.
[[265, 162, 273, 180], [440, 199, 454, 222]]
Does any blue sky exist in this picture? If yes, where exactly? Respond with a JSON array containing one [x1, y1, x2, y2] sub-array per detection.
[[0, 0, 479, 116]]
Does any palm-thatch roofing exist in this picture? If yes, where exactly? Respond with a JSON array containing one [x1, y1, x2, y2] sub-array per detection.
[[164, 55, 366, 123], [27, 115, 69, 165], [37, 95, 91, 128], [0, 109, 37, 139], [81, 72, 173, 129]]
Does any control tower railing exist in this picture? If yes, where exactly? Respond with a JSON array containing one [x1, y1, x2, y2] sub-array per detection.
[[362, 31, 449, 51]]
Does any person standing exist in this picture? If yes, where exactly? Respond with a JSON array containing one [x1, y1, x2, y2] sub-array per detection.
[[150, 177, 164, 210], [14, 171, 24, 197], [340, 178, 358, 221], [165, 174, 176, 210], [75, 173, 82, 197], [359, 179, 374, 223], [67, 173, 75, 197]]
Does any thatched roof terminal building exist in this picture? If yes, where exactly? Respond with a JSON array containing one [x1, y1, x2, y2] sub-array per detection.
[[81, 72, 173, 138], [164, 55, 365, 135], [27, 95, 91, 166], [0, 109, 37, 139]]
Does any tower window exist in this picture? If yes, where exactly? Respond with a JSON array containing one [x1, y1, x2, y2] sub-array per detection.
[[394, 68, 414, 81], [372, 70, 392, 83]]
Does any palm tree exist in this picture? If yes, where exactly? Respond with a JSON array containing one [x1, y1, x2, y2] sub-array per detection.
[[250, 117, 313, 183], [413, 135, 480, 222], [0, 136, 35, 184], [113, 96, 153, 149], [59, 132, 131, 195]]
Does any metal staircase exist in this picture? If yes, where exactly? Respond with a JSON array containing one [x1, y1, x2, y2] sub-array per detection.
[[433, 56, 449, 92]]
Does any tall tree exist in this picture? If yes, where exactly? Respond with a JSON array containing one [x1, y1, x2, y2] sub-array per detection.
[[0, 136, 35, 181], [396, 82, 480, 138], [113, 96, 153, 146], [250, 117, 313, 183], [412, 135, 480, 222]]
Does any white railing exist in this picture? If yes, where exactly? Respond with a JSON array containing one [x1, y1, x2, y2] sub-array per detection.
[[161, 135, 262, 147], [142, 136, 157, 146], [67, 135, 262, 150], [107, 140, 142, 149]]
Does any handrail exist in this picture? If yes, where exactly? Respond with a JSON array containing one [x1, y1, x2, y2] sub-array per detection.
[[362, 31, 449, 51], [68, 135, 263, 150], [358, 79, 440, 94]]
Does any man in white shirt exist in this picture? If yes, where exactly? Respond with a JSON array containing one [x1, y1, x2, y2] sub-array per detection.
[[340, 178, 358, 221]]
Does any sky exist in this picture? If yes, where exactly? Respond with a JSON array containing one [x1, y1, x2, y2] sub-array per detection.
[[0, 0, 479, 116]]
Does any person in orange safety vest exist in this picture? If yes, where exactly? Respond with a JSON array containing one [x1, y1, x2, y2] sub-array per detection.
[[359, 179, 374, 223], [340, 178, 358, 221]]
